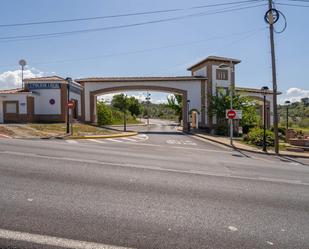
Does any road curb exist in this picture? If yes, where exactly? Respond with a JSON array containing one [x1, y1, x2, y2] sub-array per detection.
[[66, 131, 138, 140], [192, 132, 309, 159]]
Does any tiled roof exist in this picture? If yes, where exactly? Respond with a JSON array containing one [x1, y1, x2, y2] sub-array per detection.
[[76, 76, 206, 83], [187, 56, 241, 70], [0, 88, 29, 94], [236, 87, 281, 95], [24, 76, 66, 82]]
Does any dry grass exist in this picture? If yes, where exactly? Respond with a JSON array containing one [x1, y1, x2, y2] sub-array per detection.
[[29, 123, 114, 136]]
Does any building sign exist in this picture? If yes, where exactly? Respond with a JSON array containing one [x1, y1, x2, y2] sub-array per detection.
[[28, 83, 61, 90]]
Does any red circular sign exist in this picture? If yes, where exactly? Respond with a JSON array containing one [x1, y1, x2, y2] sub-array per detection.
[[68, 101, 75, 109], [227, 110, 236, 119]]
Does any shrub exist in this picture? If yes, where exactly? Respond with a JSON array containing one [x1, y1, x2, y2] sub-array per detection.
[[97, 102, 113, 125], [247, 128, 274, 147], [299, 118, 309, 128]]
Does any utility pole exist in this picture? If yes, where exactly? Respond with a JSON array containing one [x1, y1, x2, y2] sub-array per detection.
[[267, 0, 279, 154]]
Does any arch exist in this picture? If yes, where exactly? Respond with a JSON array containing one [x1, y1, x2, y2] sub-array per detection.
[[89, 85, 188, 131], [246, 95, 271, 128]]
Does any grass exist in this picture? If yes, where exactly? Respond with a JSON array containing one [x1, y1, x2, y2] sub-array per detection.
[[29, 123, 115, 136]]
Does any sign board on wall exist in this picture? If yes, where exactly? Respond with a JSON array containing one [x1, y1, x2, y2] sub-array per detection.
[[27, 83, 61, 90]]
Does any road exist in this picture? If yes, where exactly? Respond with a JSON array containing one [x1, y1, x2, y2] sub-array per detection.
[[0, 119, 309, 249]]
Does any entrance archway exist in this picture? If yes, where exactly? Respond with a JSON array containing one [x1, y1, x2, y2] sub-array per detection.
[[89, 85, 188, 131]]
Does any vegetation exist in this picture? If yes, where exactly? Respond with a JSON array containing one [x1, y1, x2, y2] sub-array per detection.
[[141, 102, 178, 121], [166, 94, 183, 122], [97, 100, 140, 126], [210, 90, 260, 135], [244, 128, 274, 147], [29, 123, 114, 136], [278, 97, 309, 133]]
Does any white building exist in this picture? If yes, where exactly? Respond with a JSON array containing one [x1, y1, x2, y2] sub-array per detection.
[[0, 56, 275, 130]]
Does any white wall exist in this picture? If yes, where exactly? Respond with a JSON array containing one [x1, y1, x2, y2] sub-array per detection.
[[212, 65, 231, 95], [83, 80, 202, 122], [193, 66, 207, 77], [0, 95, 29, 123], [70, 91, 82, 116], [34, 89, 61, 115]]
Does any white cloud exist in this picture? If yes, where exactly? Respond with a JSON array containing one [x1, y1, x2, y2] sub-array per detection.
[[280, 87, 309, 103], [0, 68, 44, 90]]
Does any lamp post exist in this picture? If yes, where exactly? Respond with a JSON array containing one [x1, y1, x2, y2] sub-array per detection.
[[187, 100, 190, 132], [145, 92, 151, 126], [19, 59, 27, 90], [261, 86, 269, 152], [219, 61, 234, 145], [285, 100, 291, 141], [123, 94, 127, 132], [65, 77, 72, 134]]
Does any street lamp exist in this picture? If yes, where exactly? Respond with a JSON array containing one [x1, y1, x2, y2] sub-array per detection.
[[123, 94, 127, 132], [65, 77, 72, 134], [145, 92, 151, 126], [187, 99, 190, 132], [285, 100, 291, 141], [19, 59, 27, 90], [219, 61, 234, 145], [261, 86, 269, 152]]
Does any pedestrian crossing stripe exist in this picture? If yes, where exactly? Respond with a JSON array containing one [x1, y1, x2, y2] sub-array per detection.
[[87, 139, 106, 143], [65, 140, 78, 144], [106, 138, 124, 143]]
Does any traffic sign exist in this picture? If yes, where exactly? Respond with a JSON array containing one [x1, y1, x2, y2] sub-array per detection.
[[226, 109, 236, 119], [68, 100, 75, 109], [226, 109, 242, 119]]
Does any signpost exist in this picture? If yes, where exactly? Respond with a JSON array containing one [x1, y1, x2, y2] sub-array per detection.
[[67, 100, 75, 135], [226, 109, 242, 120]]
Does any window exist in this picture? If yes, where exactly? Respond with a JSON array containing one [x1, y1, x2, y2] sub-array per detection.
[[216, 69, 228, 80], [5, 102, 17, 113]]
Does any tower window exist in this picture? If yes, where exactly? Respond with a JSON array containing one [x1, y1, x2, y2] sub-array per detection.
[[216, 69, 229, 80]]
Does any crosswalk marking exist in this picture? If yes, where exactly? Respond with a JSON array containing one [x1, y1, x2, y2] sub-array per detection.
[[121, 137, 137, 142], [66, 140, 78, 144], [87, 139, 106, 144], [106, 138, 123, 143]]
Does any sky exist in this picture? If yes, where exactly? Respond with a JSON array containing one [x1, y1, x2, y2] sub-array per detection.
[[0, 0, 308, 103]]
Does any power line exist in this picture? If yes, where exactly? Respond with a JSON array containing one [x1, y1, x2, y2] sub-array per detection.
[[0, 0, 263, 28], [0, 3, 266, 42], [0, 28, 266, 68], [276, 2, 309, 7]]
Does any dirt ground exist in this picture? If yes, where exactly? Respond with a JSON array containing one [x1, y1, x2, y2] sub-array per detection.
[[0, 123, 115, 138]]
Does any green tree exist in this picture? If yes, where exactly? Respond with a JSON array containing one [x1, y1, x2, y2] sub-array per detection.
[[167, 94, 183, 122], [127, 96, 141, 117], [111, 94, 141, 117], [97, 101, 112, 125], [210, 91, 260, 133], [111, 94, 126, 112]]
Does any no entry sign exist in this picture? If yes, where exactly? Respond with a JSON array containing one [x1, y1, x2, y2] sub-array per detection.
[[226, 109, 236, 119], [68, 100, 75, 109]]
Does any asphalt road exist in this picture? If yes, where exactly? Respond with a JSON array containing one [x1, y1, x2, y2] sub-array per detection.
[[0, 119, 309, 249]]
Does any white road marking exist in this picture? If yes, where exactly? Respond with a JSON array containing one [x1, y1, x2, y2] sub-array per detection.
[[0, 228, 134, 249], [27, 198, 33, 202], [0, 134, 11, 138], [66, 140, 78, 144], [2, 150, 308, 186], [88, 139, 106, 144], [121, 137, 137, 142], [266, 241, 274, 245], [106, 138, 123, 143], [228, 226, 238, 232]]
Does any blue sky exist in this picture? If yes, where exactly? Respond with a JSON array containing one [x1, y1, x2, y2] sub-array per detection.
[[0, 0, 308, 103]]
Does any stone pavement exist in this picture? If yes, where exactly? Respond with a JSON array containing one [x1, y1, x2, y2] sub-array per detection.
[[191, 130, 309, 159]]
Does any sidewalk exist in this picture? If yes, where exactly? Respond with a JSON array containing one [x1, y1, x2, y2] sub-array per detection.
[[191, 130, 309, 159]]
